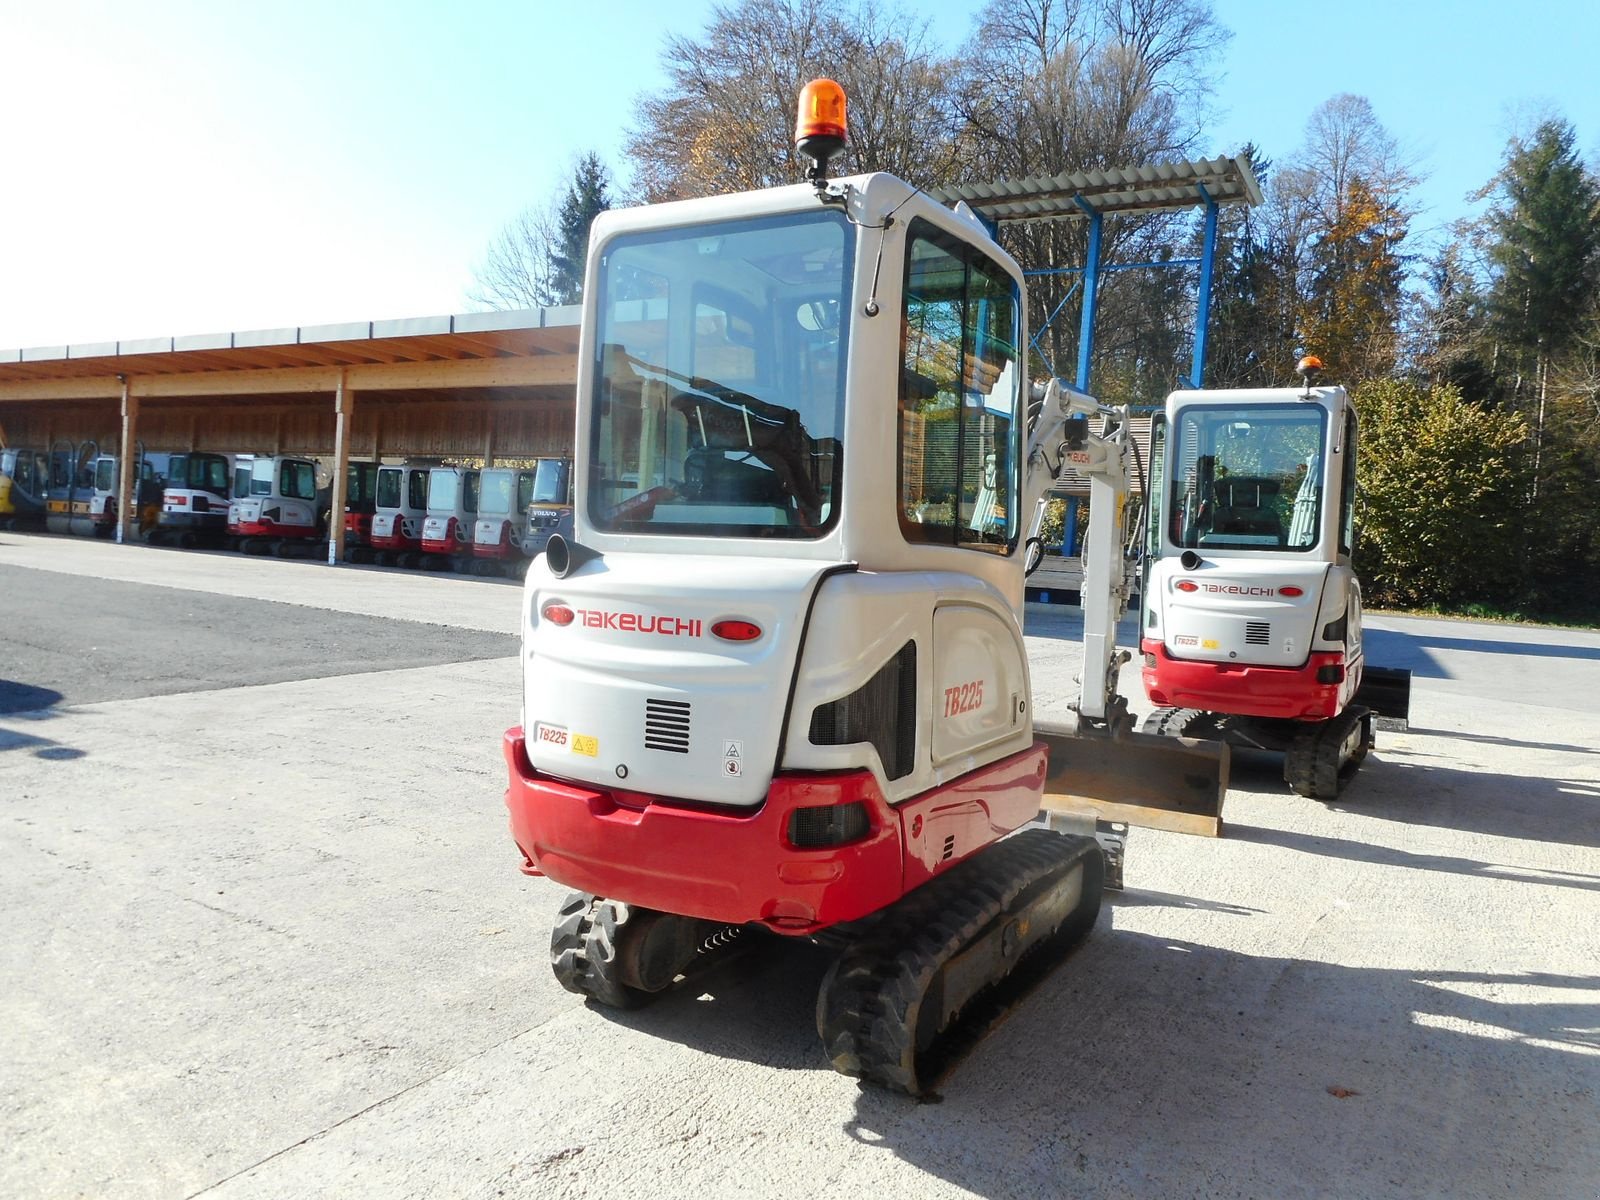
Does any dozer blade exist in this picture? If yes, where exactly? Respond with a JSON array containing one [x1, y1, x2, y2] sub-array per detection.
[[1034, 719, 1229, 838], [1355, 665, 1411, 729]]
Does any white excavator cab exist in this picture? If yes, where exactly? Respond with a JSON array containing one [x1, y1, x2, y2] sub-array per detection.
[[371, 465, 429, 557], [1141, 366, 1408, 796], [420, 466, 479, 561], [523, 172, 1034, 813], [1144, 382, 1361, 691], [235, 455, 325, 549]]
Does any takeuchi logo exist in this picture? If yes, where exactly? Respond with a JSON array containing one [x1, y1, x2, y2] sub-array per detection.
[[576, 609, 702, 637]]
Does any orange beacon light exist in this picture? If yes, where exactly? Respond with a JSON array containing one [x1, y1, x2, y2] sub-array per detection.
[[795, 79, 847, 184]]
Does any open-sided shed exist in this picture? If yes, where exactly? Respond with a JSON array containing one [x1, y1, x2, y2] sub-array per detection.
[[0, 308, 579, 557]]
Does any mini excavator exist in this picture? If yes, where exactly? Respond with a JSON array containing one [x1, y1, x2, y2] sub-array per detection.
[[502, 80, 1239, 1094]]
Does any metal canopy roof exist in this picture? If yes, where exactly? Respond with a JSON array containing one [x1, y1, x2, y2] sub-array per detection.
[[930, 155, 1262, 224]]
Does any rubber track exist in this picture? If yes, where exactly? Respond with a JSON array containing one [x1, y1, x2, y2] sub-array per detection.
[[816, 830, 1103, 1096], [1284, 705, 1371, 800], [1141, 706, 1201, 736], [550, 891, 650, 1010]]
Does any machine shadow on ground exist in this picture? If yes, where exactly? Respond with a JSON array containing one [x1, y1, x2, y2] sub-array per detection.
[[1221, 733, 1600, 852], [835, 930, 1600, 1200], [1409, 725, 1595, 755], [0, 682, 86, 761], [0, 680, 63, 715], [571, 918, 1597, 1198], [1335, 752, 1600, 849], [1365, 627, 1600, 672]]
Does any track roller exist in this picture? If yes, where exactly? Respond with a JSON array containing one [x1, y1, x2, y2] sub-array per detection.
[[816, 829, 1104, 1097], [551, 892, 742, 1009], [1284, 705, 1373, 800]]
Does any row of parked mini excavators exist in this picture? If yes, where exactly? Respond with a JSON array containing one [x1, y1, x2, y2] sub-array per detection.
[[499, 79, 1411, 1097], [1, 440, 573, 575], [359, 458, 574, 573], [0, 440, 172, 537]]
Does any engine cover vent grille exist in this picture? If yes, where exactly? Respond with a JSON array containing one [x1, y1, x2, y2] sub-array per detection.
[[644, 698, 691, 754], [808, 640, 917, 780], [1245, 621, 1271, 646]]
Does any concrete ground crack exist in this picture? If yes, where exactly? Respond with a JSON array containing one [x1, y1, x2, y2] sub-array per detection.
[[183, 1021, 545, 1198]]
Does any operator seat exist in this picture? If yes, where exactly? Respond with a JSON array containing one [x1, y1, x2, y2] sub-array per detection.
[[1210, 475, 1282, 540]]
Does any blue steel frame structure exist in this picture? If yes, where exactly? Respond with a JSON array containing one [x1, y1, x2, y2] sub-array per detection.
[[932, 157, 1259, 577], [931, 157, 1258, 392]]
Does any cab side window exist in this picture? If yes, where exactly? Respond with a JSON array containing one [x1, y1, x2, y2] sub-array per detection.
[[897, 219, 1021, 551], [281, 461, 316, 501]]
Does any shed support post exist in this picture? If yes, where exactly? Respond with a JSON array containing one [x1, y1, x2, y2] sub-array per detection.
[[483, 411, 496, 467], [116, 380, 139, 545], [1075, 207, 1103, 391], [1191, 185, 1220, 388], [328, 373, 352, 565]]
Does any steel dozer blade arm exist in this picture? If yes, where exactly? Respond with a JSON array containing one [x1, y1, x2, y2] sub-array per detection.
[[1035, 718, 1229, 838], [1355, 665, 1411, 730]]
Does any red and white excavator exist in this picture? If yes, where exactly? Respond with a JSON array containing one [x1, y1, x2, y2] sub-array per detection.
[[1139, 362, 1409, 798], [500, 80, 1241, 1095], [73, 451, 122, 537], [340, 460, 381, 560], [369, 463, 430, 567], [420, 465, 479, 571], [232, 454, 328, 557], [471, 466, 537, 575]]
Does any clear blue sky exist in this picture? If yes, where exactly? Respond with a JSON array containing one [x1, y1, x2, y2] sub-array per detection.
[[2, 0, 1595, 349]]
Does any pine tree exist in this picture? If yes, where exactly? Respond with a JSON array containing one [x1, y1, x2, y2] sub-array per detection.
[[549, 154, 613, 306], [1482, 119, 1600, 491]]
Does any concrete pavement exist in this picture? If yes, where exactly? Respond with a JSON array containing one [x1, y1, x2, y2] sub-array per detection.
[[2, 533, 1596, 1199]]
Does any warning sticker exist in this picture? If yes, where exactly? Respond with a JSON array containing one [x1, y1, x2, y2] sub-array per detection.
[[722, 740, 743, 777], [572, 734, 599, 757]]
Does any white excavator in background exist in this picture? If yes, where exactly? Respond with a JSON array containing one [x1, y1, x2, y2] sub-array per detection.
[[369, 463, 431, 567], [472, 465, 538, 576], [420, 464, 479, 571], [1138, 362, 1409, 798], [233, 454, 329, 557], [501, 80, 1231, 1096], [155, 451, 235, 547]]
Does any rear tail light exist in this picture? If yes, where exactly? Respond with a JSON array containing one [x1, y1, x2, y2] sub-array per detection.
[[542, 604, 574, 626], [1316, 663, 1346, 684], [788, 802, 870, 848], [1279, 585, 1304, 597], [711, 619, 762, 642], [1175, 580, 1198, 592]]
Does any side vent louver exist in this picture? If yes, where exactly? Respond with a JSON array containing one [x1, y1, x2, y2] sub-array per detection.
[[1245, 621, 1271, 646], [644, 698, 691, 754], [808, 640, 917, 780]]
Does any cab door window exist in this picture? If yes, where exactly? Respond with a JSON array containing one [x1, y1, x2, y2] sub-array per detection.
[[280, 460, 316, 501], [898, 219, 1021, 552]]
